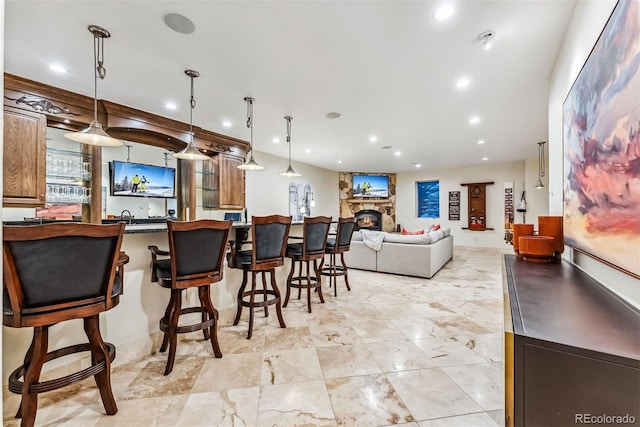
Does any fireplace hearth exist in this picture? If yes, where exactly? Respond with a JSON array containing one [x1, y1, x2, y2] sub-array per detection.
[[355, 209, 382, 231]]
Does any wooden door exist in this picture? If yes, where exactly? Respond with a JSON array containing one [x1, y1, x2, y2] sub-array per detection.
[[218, 154, 245, 209], [3, 107, 46, 207]]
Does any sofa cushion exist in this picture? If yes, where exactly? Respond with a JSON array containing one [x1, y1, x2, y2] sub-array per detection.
[[351, 231, 363, 241], [428, 229, 445, 243], [383, 233, 432, 245]]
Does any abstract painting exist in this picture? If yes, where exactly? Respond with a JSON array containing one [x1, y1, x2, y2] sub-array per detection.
[[563, 0, 640, 278]]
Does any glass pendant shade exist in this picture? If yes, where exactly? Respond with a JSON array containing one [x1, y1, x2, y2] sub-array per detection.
[[65, 25, 122, 147], [65, 120, 122, 147]]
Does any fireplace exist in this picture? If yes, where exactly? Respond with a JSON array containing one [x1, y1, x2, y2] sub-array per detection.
[[355, 209, 382, 231]]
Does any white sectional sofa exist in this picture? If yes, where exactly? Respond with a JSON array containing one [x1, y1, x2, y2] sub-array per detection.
[[344, 228, 453, 278]]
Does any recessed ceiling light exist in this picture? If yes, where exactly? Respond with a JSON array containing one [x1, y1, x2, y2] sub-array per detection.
[[337, 160, 343, 164], [482, 157, 489, 161], [63, 119, 70, 124], [305, 148, 311, 153], [163, 13, 196, 34], [434, 5, 454, 20], [456, 78, 470, 88], [272, 137, 280, 143], [165, 102, 177, 110], [326, 112, 341, 119], [469, 116, 481, 124], [369, 136, 377, 143], [394, 151, 402, 156], [477, 139, 485, 144], [49, 64, 67, 73], [222, 121, 232, 128], [381, 145, 392, 150], [415, 163, 422, 168]]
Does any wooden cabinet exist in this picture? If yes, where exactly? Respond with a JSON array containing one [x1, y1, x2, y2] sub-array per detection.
[[3, 107, 47, 207], [197, 153, 245, 210], [218, 154, 245, 209], [503, 255, 640, 427]]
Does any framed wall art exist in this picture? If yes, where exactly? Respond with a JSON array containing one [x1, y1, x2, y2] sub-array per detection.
[[562, 0, 639, 278]]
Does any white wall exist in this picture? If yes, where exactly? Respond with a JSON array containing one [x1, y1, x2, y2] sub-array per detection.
[[396, 160, 527, 248], [548, 0, 640, 308], [244, 150, 339, 220]]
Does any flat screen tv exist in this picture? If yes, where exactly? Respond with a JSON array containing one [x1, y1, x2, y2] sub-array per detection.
[[352, 174, 389, 198], [109, 160, 176, 198]]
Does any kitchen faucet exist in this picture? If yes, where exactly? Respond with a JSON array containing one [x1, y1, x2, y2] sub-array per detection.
[[120, 209, 132, 224]]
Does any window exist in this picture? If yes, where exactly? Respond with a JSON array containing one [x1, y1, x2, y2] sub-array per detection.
[[416, 180, 440, 218]]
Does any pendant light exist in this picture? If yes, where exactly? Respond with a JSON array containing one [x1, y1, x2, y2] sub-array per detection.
[[280, 116, 301, 177], [535, 141, 546, 189], [173, 70, 209, 160], [65, 25, 122, 147], [237, 97, 266, 171]]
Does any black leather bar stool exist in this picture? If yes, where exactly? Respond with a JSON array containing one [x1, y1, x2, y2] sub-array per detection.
[[320, 217, 356, 296], [3, 223, 125, 427], [148, 219, 231, 375], [228, 215, 292, 339], [284, 216, 332, 313]]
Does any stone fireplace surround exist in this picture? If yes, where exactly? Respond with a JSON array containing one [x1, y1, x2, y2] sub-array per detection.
[[339, 172, 396, 232]]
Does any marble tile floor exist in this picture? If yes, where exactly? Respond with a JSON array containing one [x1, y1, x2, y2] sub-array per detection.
[[3, 246, 506, 427]]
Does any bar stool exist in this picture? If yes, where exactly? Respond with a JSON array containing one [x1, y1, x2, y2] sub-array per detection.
[[284, 216, 332, 313], [148, 219, 232, 375], [228, 215, 291, 339], [320, 217, 356, 297], [3, 223, 125, 427]]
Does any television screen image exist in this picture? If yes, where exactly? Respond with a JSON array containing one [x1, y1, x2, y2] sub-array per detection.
[[110, 161, 176, 198], [352, 175, 389, 198]]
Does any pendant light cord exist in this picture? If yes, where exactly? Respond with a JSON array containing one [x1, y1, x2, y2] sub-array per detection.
[[286, 116, 293, 166], [190, 74, 196, 143], [538, 142, 546, 178], [93, 34, 99, 123], [245, 97, 254, 149]]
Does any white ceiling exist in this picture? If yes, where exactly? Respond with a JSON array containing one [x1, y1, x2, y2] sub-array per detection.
[[4, 0, 576, 173]]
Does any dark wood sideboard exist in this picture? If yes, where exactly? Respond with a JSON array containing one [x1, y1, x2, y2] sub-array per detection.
[[503, 254, 640, 427]]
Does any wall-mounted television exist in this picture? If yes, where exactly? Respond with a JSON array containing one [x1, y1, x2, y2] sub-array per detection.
[[109, 160, 176, 198], [352, 174, 389, 198]]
